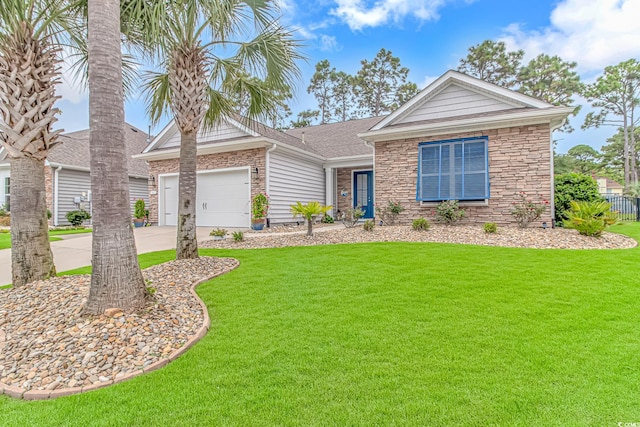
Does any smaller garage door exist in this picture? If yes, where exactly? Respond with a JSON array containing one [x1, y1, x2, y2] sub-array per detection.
[[196, 169, 250, 227], [162, 175, 179, 226]]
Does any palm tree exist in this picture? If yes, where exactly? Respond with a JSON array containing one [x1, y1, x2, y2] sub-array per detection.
[[84, 0, 146, 314], [143, 0, 302, 259], [0, 0, 74, 286], [290, 201, 332, 236]]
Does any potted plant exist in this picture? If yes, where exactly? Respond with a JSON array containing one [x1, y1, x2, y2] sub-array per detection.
[[210, 228, 227, 240], [251, 192, 269, 230], [133, 199, 146, 228]]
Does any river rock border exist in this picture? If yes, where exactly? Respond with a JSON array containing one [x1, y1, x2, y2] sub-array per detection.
[[0, 256, 239, 400]]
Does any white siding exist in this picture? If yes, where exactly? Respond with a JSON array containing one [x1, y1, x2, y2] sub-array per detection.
[[159, 122, 249, 149], [269, 150, 325, 223], [56, 169, 91, 225], [0, 168, 9, 210], [397, 84, 518, 124], [129, 177, 149, 214]]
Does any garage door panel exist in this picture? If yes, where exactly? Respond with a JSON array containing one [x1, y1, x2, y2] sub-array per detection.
[[196, 169, 250, 227]]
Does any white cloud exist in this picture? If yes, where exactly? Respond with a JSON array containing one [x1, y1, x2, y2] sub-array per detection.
[[320, 34, 342, 51], [420, 75, 439, 89], [500, 0, 640, 73], [330, 0, 447, 30], [56, 51, 87, 105]]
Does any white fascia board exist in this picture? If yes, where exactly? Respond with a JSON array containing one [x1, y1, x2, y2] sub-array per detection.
[[371, 70, 553, 131], [359, 106, 574, 142], [323, 154, 374, 169], [46, 162, 90, 172], [143, 120, 177, 153], [134, 137, 270, 161]]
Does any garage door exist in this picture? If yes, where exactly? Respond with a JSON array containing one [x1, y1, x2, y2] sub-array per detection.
[[161, 169, 250, 227], [196, 169, 250, 227]]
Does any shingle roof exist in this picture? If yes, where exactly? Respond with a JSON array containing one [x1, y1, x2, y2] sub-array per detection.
[[50, 125, 149, 177], [285, 116, 384, 158], [0, 125, 149, 177]]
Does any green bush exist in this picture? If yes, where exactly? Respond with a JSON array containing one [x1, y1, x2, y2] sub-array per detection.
[[435, 200, 465, 224], [554, 173, 603, 225], [134, 199, 146, 219], [511, 192, 549, 228], [363, 219, 375, 231], [232, 231, 244, 242], [66, 210, 91, 227], [375, 200, 405, 225], [412, 218, 430, 231], [339, 206, 365, 228], [564, 200, 617, 237], [46, 209, 52, 220], [210, 228, 227, 237], [483, 222, 497, 233], [321, 214, 334, 224]]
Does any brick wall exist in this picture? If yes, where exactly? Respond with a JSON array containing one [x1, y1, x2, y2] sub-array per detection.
[[44, 167, 53, 225], [147, 148, 266, 224], [374, 124, 553, 226]]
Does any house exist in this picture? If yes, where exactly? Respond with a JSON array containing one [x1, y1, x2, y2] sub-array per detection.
[[596, 177, 624, 195], [0, 124, 150, 226], [137, 70, 572, 227]]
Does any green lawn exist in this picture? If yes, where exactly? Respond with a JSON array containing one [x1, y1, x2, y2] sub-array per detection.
[[0, 228, 91, 250], [1, 223, 640, 426]]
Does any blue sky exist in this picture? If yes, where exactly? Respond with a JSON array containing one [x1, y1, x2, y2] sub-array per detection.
[[55, 0, 640, 154]]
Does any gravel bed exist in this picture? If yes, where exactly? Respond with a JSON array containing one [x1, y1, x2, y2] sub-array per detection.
[[205, 224, 636, 250], [0, 256, 238, 393]]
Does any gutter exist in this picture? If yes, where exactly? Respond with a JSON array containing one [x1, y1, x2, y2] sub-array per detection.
[[53, 165, 62, 226]]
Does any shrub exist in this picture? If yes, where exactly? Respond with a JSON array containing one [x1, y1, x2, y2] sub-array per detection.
[[134, 199, 146, 219], [511, 192, 549, 228], [363, 219, 375, 231], [321, 214, 334, 224], [483, 222, 497, 233], [66, 210, 91, 226], [46, 209, 52, 220], [0, 205, 7, 216], [232, 231, 244, 242], [412, 217, 430, 231], [375, 200, 405, 225], [554, 173, 603, 225], [252, 193, 270, 219], [339, 206, 365, 228], [564, 200, 617, 237], [435, 200, 465, 224], [290, 201, 332, 236], [210, 228, 227, 237]]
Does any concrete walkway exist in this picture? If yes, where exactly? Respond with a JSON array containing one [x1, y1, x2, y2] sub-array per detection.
[[0, 224, 345, 286], [0, 227, 215, 286]]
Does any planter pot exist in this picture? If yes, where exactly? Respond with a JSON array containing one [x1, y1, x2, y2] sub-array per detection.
[[251, 219, 266, 231], [133, 219, 145, 228]]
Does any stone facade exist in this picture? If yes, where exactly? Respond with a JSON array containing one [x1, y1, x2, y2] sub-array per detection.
[[374, 124, 553, 226], [44, 167, 53, 225], [147, 148, 266, 224]]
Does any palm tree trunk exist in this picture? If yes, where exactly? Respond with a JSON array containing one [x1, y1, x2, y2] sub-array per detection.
[[176, 130, 198, 259], [85, 0, 146, 314], [10, 156, 55, 286], [307, 217, 313, 236]]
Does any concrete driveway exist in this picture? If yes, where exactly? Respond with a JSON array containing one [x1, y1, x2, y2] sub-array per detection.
[[0, 226, 216, 286]]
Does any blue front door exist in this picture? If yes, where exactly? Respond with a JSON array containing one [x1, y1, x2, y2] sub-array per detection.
[[353, 171, 373, 218]]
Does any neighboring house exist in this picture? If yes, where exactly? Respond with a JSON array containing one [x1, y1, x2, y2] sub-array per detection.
[[0, 124, 150, 226], [596, 177, 624, 195], [137, 70, 572, 227]]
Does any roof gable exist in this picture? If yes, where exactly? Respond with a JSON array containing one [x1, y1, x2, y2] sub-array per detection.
[[372, 70, 553, 131], [147, 117, 258, 152]]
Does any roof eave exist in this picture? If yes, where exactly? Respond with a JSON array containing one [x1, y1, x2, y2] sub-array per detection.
[[359, 107, 574, 143]]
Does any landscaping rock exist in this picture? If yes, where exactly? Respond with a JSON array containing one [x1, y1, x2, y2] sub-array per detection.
[[0, 256, 238, 394]]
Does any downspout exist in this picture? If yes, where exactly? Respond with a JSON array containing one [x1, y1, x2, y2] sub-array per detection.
[[549, 118, 567, 227], [363, 138, 376, 210], [265, 143, 277, 226], [53, 165, 62, 226]]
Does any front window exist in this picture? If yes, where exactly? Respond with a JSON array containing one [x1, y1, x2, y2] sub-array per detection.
[[417, 137, 489, 201], [3, 177, 8, 211]]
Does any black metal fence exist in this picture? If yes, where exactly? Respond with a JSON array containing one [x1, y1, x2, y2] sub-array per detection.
[[602, 195, 640, 221]]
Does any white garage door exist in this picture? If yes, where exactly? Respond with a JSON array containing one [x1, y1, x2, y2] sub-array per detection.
[[161, 169, 250, 227], [196, 169, 250, 227], [162, 175, 179, 226]]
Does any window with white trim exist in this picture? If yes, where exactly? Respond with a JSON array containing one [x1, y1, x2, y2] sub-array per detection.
[[417, 137, 489, 201]]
